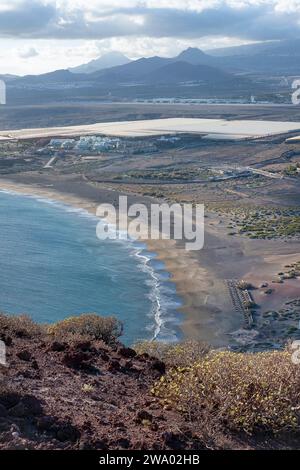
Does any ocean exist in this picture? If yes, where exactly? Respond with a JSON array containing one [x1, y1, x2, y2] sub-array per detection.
[[0, 190, 182, 344]]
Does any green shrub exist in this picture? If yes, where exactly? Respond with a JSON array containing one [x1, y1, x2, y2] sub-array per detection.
[[48, 314, 123, 345], [152, 350, 300, 433], [134, 340, 209, 367], [0, 313, 44, 339]]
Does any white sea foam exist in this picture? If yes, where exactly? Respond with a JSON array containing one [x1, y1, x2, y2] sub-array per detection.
[[0, 188, 182, 341]]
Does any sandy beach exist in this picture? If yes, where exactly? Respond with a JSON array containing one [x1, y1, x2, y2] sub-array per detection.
[[1, 173, 300, 347]]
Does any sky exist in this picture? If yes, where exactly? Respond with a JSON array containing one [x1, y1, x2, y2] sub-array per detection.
[[0, 0, 299, 75]]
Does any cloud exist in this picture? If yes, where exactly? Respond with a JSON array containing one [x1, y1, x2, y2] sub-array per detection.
[[0, 1, 56, 37], [18, 46, 39, 58], [0, 1, 299, 42]]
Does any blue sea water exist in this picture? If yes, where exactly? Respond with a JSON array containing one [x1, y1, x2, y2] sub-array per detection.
[[0, 190, 182, 344]]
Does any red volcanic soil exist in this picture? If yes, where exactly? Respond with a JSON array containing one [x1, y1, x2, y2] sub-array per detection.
[[0, 332, 203, 450], [1, 327, 300, 450]]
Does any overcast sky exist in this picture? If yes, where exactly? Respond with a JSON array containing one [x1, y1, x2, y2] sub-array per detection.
[[0, 0, 299, 75]]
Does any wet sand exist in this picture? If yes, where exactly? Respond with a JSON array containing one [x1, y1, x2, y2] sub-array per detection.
[[1, 173, 300, 346]]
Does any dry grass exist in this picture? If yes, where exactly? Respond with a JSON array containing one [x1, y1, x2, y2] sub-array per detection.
[[134, 340, 209, 367], [152, 349, 300, 434], [48, 314, 123, 345], [82, 383, 95, 393]]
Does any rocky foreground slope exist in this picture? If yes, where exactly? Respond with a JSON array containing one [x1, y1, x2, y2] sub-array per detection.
[[0, 319, 203, 450], [1, 314, 300, 450]]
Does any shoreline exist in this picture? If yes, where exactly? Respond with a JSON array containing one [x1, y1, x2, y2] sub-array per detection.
[[0, 187, 183, 342], [2, 173, 300, 348], [0, 176, 204, 342]]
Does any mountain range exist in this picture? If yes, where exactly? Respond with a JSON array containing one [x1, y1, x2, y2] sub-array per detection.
[[11, 39, 300, 85], [10, 48, 245, 87], [69, 51, 131, 74], [5, 39, 300, 104], [69, 39, 300, 79]]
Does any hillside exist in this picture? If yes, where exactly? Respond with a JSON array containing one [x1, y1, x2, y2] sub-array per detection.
[[208, 39, 300, 57], [207, 39, 300, 74], [143, 61, 233, 84], [1, 313, 300, 450], [0, 314, 202, 450], [70, 52, 131, 74], [93, 56, 172, 83]]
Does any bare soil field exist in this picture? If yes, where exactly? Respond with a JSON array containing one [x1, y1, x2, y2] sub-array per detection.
[[2, 102, 300, 131]]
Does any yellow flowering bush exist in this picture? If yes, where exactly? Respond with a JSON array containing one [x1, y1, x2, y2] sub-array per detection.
[[134, 340, 209, 367], [152, 350, 300, 433]]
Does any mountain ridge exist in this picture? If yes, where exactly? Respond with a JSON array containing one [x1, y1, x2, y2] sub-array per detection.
[[69, 51, 131, 74], [6, 40, 300, 85]]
